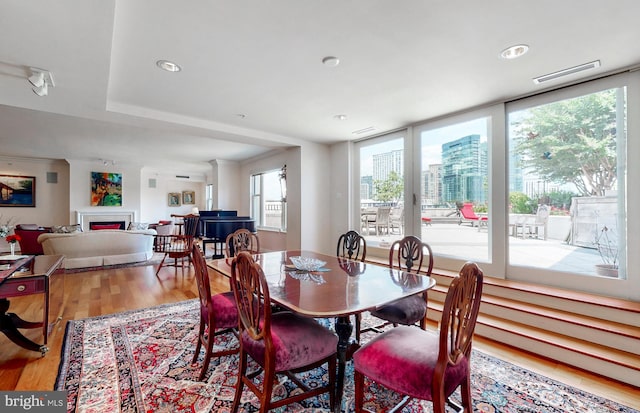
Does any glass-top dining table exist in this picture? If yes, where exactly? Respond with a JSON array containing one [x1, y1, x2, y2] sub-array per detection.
[[207, 250, 436, 412]]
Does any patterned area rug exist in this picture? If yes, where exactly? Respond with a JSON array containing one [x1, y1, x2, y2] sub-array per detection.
[[55, 299, 638, 413]]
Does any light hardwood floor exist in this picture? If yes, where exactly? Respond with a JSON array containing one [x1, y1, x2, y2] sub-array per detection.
[[1, 262, 638, 409]]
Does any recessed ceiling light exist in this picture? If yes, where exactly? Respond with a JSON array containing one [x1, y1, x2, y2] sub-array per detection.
[[156, 60, 182, 72], [499, 44, 529, 60], [334, 114, 347, 121], [322, 56, 340, 67]]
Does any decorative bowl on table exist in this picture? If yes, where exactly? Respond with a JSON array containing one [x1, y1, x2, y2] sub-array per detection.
[[289, 256, 326, 271]]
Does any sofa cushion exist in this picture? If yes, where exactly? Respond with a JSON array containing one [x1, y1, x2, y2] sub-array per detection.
[[16, 224, 41, 230], [51, 224, 82, 233], [127, 222, 149, 230]]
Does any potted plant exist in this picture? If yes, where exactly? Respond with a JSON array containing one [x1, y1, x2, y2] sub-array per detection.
[[594, 225, 618, 277]]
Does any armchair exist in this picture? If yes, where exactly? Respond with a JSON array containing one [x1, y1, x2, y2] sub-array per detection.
[[154, 215, 199, 276], [14, 224, 51, 255]]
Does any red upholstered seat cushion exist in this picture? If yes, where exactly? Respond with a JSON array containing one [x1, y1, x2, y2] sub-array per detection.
[[201, 291, 238, 328], [353, 325, 468, 400], [241, 311, 338, 372]]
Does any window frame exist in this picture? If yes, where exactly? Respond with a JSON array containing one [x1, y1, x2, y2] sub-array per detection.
[[250, 169, 287, 232], [351, 71, 639, 299]]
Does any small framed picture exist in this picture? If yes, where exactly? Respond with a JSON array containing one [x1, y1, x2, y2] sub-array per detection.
[[182, 190, 195, 205], [168, 192, 181, 207]]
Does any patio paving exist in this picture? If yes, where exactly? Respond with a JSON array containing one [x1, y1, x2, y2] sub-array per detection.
[[362, 222, 603, 276]]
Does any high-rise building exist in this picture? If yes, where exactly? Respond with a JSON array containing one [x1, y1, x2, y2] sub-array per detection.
[[441, 134, 488, 204], [372, 149, 403, 183], [423, 164, 442, 205], [360, 175, 373, 200]]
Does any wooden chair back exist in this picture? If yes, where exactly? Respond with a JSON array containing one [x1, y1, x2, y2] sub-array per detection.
[[336, 230, 367, 261], [192, 243, 213, 318], [225, 228, 260, 257], [438, 262, 484, 372], [231, 251, 271, 342], [388, 235, 433, 275]]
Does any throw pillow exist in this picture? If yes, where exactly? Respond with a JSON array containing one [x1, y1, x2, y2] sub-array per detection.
[[51, 224, 83, 233], [127, 222, 149, 230]]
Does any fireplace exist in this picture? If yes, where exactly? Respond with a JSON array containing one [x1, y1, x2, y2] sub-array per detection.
[[90, 220, 126, 230], [76, 210, 136, 232]]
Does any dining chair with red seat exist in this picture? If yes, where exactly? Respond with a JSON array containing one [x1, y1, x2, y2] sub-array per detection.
[[230, 251, 338, 412], [191, 243, 238, 381], [224, 228, 260, 258], [364, 235, 433, 335], [336, 230, 367, 342], [353, 262, 484, 413]]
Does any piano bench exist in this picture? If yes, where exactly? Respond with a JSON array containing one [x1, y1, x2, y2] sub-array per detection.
[[202, 238, 225, 259]]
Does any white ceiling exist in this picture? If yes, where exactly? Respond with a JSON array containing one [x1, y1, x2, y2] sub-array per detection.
[[2, 1, 640, 173]]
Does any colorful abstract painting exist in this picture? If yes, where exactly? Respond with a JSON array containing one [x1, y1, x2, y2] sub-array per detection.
[[90, 172, 122, 206]]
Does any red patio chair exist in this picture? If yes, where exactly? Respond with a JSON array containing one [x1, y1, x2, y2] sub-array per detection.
[[458, 203, 488, 228]]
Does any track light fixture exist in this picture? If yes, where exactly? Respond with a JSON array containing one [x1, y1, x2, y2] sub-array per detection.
[[28, 67, 55, 97]]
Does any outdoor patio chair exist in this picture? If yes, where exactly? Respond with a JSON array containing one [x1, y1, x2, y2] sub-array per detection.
[[458, 202, 488, 228], [373, 206, 392, 235], [389, 207, 404, 234], [520, 204, 550, 240]]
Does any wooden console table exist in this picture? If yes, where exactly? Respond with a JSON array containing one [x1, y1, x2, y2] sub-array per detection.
[[0, 254, 64, 355]]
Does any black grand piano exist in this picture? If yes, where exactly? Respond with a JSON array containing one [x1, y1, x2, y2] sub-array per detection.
[[198, 210, 256, 258]]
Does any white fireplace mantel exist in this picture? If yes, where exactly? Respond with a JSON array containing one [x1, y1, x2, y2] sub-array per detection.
[[76, 210, 136, 232]]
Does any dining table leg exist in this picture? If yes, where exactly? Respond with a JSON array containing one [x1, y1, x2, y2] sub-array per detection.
[[334, 315, 353, 413]]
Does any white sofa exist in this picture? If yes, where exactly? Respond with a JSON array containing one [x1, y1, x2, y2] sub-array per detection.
[[38, 229, 157, 269]]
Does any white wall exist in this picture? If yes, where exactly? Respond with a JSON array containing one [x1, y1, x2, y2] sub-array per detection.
[[68, 159, 143, 224], [140, 167, 206, 223], [299, 142, 331, 254], [210, 160, 243, 212], [330, 142, 352, 246], [0, 156, 69, 252]]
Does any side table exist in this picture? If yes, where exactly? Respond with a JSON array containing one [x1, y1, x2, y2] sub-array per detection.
[[0, 254, 64, 355]]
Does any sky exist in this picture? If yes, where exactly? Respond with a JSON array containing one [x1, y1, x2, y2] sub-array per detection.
[[359, 117, 488, 176]]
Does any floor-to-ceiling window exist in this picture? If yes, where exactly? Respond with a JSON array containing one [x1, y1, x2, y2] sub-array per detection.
[[417, 116, 490, 263], [352, 71, 637, 299], [506, 76, 627, 287], [356, 131, 405, 246]]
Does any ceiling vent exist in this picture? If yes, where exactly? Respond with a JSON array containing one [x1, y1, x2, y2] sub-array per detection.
[[176, 175, 190, 179], [352, 126, 376, 135], [533, 60, 600, 84]]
